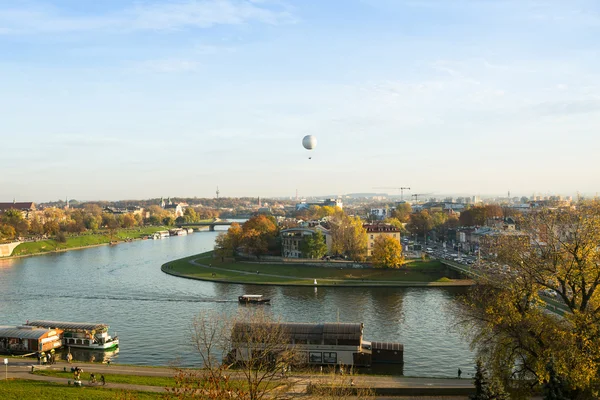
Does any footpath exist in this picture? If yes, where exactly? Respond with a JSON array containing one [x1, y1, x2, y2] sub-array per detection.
[[5, 359, 477, 398]]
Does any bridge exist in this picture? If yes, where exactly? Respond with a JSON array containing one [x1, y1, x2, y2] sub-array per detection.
[[176, 220, 236, 231], [439, 259, 481, 279], [438, 258, 570, 315]]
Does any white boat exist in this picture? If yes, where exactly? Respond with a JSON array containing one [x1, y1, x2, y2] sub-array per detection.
[[26, 320, 119, 351]]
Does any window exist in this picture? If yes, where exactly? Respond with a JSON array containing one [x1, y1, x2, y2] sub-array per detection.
[[370, 235, 373, 239], [323, 352, 337, 364], [309, 352, 322, 363]]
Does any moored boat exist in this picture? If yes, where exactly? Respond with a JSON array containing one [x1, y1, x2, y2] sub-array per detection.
[[25, 320, 119, 351], [238, 294, 271, 305]]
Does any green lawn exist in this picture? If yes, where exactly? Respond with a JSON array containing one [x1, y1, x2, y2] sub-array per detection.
[[0, 379, 162, 400], [33, 370, 176, 387], [12, 227, 168, 256], [164, 252, 462, 286]]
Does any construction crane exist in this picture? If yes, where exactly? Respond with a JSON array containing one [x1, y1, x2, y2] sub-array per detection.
[[411, 193, 434, 204], [373, 187, 411, 201]]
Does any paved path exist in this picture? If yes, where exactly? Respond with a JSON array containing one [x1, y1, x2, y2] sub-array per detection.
[[4, 359, 478, 397]]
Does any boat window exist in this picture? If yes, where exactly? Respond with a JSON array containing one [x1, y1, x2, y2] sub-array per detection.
[[308, 339, 321, 345], [324, 339, 337, 345], [309, 352, 322, 363], [323, 352, 337, 364], [338, 339, 360, 346]]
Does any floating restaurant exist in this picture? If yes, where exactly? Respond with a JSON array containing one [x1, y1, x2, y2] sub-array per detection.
[[26, 320, 119, 351], [0, 325, 63, 354], [230, 322, 403, 367]]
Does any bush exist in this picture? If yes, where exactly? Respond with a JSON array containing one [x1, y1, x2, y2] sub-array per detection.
[[56, 231, 67, 243]]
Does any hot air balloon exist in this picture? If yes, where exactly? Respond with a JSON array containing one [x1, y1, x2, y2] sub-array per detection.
[[302, 135, 317, 159]]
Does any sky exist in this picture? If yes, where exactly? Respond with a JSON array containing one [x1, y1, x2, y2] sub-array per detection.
[[1, 0, 600, 202]]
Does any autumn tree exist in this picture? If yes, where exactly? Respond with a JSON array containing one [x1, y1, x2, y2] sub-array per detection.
[[371, 235, 403, 268], [1, 209, 29, 237], [392, 202, 412, 223], [330, 214, 368, 262], [214, 233, 235, 261], [406, 210, 433, 238], [464, 201, 600, 398]]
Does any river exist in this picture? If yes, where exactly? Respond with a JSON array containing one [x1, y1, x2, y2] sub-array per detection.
[[0, 227, 475, 377]]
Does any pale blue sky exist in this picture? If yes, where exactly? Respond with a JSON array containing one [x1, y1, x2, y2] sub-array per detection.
[[1, 0, 599, 201]]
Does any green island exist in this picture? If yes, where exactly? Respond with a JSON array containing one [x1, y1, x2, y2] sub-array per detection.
[[162, 251, 473, 287], [9, 226, 170, 257]]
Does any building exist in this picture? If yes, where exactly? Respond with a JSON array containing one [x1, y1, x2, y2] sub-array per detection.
[[370, 208, 391, 220], [161, 197, 184, 218], [296, 198, 343, 211], [0, 201, 36, 219], [229, 322, 403, 367], [0, 325, 63, 354], [280, 226, 331, 258], [364, 223, 402, 256]]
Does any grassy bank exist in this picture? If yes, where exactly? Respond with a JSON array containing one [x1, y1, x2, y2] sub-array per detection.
[[163, 252, 472, 287], [33, 370, 175, 387], [11, 226, 168, 257], [0, 379, 162, 400]]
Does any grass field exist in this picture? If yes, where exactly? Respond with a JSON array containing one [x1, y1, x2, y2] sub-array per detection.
[[33, 370, 176, 387], [0, 379, 162, 400], [11, 226, 168, 257], [163, 252, 466, 286]]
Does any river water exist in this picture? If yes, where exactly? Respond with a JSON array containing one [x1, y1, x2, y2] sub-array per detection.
[[0, 228, 475, 377]]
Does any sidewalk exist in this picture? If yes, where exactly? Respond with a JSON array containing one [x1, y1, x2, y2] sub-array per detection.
[[6, 359, 476, 397]]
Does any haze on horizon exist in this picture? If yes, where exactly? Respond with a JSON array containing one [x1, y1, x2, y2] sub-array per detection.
[[1, 0, 599, 202]]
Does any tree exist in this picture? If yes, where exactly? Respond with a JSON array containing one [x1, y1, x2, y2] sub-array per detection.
[[166, 309, 298, 400], [464, 201, 600, 398], [183, 207, 198, 223], [0, 224, 16, 240], [371, 235, 403, 268], [300, 230, 328, 259], [214, 232, 234, 261], [330, 214, 367, 262], [121, 214, 136, 228], [406, 210, 433, 238], [543, 363, 570, 400], [393, 202, 412, 223]]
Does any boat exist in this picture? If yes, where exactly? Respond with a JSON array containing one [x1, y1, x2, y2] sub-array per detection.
[[238, 294, 271, 305], [25, 320, 119, 351], [229, 322, 403, 367]]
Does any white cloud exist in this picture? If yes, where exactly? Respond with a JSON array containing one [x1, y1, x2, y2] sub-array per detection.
[[0, 0, 294, 35]]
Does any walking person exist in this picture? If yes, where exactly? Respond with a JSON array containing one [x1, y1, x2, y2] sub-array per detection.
[[458, 368, 462, 379], [100, 374, 105, 386]]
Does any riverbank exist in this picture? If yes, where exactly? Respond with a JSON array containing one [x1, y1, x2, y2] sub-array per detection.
[[162, 252, 475, 287], [1, 359, 478, 399], [5, 226, 170, 259]]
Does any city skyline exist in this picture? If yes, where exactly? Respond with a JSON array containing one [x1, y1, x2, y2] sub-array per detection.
[[1, 0, 600, 200]]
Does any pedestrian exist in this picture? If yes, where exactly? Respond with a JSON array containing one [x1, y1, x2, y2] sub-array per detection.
[[458, 368, 462, 379], [350, 379, 355, 386], [100, 374, 105, 386]]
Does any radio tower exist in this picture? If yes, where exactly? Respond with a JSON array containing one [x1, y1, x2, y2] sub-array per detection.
[[216, 186, 220, 209]]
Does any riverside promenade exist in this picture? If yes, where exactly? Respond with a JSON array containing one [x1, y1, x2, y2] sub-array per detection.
[[4, 358, 478, 398]]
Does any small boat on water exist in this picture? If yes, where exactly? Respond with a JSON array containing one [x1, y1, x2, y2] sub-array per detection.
[[25, 320, 119, 351], [238, 294, 271, 305]]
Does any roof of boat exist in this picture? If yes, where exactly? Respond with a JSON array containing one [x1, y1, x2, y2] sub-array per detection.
[[0, 326, 57, 340], [240, 294, 263, 298], [26, 320, 108, 331]]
